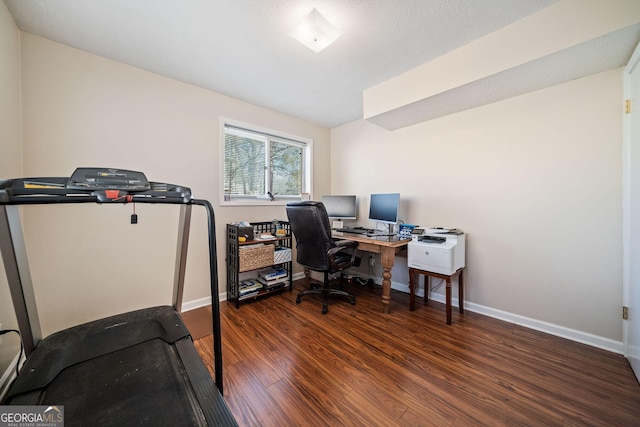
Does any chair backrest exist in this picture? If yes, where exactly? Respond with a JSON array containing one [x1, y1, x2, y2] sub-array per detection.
[[286, 201, 334, 272]]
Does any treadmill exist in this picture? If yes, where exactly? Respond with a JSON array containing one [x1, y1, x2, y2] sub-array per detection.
[[0, 168, 237, 426]]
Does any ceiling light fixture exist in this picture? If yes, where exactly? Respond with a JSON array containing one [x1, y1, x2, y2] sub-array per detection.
[[289, 8, 343, 53]]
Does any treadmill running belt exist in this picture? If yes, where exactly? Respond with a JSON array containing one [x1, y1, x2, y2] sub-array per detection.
[[40, 339, 205, 426]]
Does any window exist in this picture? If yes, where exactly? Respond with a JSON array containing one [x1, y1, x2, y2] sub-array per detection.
[[222, 122, 311, 204]]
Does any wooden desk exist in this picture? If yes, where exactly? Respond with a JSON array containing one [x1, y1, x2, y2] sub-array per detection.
[[333, 233, 410, 313]]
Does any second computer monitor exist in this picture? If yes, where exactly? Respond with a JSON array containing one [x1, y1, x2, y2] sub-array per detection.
[[321, 195, 357, 220], [368, 193, 400, 225]]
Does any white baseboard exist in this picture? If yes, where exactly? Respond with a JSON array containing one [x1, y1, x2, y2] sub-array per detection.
[[388, 280, 623, 354], [463, 301, 623, 354], [182, 273, 623, 354], [181, 296, 215, 312]]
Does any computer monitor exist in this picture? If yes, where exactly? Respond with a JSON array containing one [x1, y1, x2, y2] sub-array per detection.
[[321, 195, 357, 220], [368, 193, 400, 227]]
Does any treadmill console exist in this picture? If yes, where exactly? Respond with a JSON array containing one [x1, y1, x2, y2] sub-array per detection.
[[0, 168, 193, 204], [67, 168, 151, 191]]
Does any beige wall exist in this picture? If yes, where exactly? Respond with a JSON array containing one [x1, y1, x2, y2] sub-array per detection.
[[0, 0, 23, 382], [18, 33, 331, 335], [332, 69, 623, 346], [0, 4, 21, 176]]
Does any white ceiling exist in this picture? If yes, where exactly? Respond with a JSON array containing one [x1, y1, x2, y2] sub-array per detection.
[[5, 0, 626, 129]]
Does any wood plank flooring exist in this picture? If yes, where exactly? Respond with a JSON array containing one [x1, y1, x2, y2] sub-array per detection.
[[187, 280, 640, 426]]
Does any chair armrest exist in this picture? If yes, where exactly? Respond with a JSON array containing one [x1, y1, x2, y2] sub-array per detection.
[[333, 239, 358, 249], [327, 240, 358, 271]]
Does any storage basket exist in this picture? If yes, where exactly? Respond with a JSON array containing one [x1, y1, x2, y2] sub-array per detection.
[[239, 244, 274, 272]]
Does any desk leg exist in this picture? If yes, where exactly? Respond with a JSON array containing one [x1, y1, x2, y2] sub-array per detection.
[[424, 276, 430, 306], [409, 268, 416, 311], [459, 268, 464, 314], [446, 276, 452, 325], [380, 246, 395, 313]]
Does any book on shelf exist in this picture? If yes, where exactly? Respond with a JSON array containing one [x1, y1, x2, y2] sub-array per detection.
[[263, 281, 288, 291], [239, 290, 260, 298], [256, 275, 289, 289], [239, 278, 263, 295], [258, 267, 288, 281]]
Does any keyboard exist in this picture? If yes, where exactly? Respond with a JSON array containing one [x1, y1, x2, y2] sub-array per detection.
[[333, 227, 374, 235]]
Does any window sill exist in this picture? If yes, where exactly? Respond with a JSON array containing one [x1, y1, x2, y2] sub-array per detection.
[[220, 198, 302, 207]]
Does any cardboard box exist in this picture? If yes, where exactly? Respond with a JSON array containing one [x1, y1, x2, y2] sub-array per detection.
[[274, 247, 292, 264]]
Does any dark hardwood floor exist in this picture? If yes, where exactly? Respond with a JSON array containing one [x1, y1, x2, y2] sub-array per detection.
[[187, 280, 640, 426]]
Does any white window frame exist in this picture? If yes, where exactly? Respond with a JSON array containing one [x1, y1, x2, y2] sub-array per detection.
[[220, 118, 313, 206]]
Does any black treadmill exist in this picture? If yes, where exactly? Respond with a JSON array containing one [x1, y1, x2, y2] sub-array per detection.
[[0, 168, 237, 426]]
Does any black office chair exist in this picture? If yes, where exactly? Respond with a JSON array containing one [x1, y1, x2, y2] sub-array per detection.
[[286, 201, 358, 314]]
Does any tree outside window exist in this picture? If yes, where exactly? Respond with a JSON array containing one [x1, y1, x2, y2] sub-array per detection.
[[223, 124, 309, 203]]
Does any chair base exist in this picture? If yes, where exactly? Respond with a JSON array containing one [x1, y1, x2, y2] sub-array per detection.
[[296, 273, 356, 314]]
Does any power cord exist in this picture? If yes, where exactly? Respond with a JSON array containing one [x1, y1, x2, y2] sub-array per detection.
[[0, 329, 23, 377], [426, 278, 445, 299], [355, 277, 369, 285]]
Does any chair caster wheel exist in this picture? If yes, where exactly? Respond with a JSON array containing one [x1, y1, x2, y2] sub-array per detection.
[[322, 306, 328, 314], [350, 299, 356, 305], [296, 297, 301, 304]]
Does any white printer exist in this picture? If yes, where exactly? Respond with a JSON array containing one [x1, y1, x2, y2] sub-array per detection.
[[407, 228, 465, 275]]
